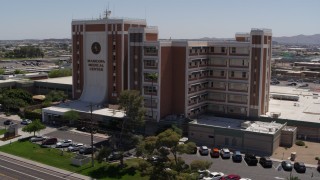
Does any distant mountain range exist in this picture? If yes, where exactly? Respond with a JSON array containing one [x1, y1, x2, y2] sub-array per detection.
[[200, 34, 320, 45], [273, 34, 320, 45]]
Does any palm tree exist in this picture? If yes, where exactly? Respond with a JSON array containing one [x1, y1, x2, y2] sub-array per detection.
[[147, 73, 158, 120]]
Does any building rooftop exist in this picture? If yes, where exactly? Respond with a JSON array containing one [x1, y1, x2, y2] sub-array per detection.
[[265, 85, 320, 123], [190, 115, 283, 134], [34, 76, 72, 85], [43, 100, 125, 118]]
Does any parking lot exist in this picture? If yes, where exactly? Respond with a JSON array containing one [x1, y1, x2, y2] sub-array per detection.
[[181, 149, 319, 180], [44, 129, 108, 147]]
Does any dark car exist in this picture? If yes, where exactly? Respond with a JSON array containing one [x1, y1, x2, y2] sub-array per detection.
[[244, 153, 258, 166], [281, 161, 293, 171], [232, 151, 242, 162], [294, 162, 306, 173], [199, 146, 209, 156], [41, 138, 58, 146], [317, 164, 320, 172], [3, 120, 14, 126], [259, 157, 273, 168], [79, 147, 96, 155]]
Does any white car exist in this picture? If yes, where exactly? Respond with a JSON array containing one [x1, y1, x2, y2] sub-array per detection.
[[56, 139, 73, 148], [198, 169, 211, 179], [240, 178, 252, 180], [67, 143, 84, 152], [203, 172, 224, 180], [220, 148, 231, 159], [30, 136, 47, 142]]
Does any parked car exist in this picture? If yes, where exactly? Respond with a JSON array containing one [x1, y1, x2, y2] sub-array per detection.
[[298, 83, 309, 88], [287, 82, 297, 86], [281, 161, 293, 171], [41, 138, 58, 146], [67, 143, 84, 152], [294, 162, 306, 173], [108, 152, 122, 161], [56, 139, 73, 148], [220, 174, 241, 180], [199, 146, 209, 156], [198, 169, 211, 179], [79, 146, 96, 155], [259, 157, 273, 168], [287, 79, 295, 82], [210, 148, 220, 158], [232, 151, 242, 162], [21, 119, 32, 125], [30, 136, 47, 142], [203, 172, 224, 180], [220, 148, 231, 159], [244, 153, 258, 166], [3, 120, 14, 126]]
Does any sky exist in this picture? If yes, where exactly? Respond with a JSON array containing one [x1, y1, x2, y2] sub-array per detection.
[[0, 0, 319, 40]]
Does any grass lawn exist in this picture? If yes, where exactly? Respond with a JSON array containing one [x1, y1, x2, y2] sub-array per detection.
[[0, 140, 148, 180], [0, 129, 6, 135]]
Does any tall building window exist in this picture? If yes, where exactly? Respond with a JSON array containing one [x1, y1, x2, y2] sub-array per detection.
[[221, 47, 225, 53], [210, 47, 214, 52], [220, 71, 224, 77], [242, 72, 247, 78], [232, 47, 236, 53], [231, 71, 235, 77]]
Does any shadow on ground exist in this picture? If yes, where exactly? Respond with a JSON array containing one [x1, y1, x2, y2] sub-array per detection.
[[88, 164, 136, 179]]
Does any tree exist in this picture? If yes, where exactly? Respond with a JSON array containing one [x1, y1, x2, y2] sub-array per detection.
[[0, 69, 4, 75], [14, 69, 25, 74], [48, 69, 72, 78], [63, 110, 79, 125], [156, 129, 182, 165], [117, 90, 145, 166], [22, 119, 46, 136], [146, 73, 158, 120], [45, 90, 67, 102], [286, 175, 300, 180]]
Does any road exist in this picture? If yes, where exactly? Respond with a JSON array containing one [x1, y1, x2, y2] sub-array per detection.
[[181, 152, 320, 180], [0, 154, 86, 180]]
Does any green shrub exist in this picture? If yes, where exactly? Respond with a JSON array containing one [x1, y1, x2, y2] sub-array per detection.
[[315, 157, 320, 160], [295, 140, 305, 146]]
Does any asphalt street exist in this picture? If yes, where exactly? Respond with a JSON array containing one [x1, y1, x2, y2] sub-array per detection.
[[0, 154, 81, 180]]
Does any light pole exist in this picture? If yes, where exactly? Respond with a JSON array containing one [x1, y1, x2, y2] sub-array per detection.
[[89, 103, 94, 167]]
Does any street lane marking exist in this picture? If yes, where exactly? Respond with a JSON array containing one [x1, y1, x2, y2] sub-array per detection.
[[0, 164, 44, 180], [0, 172, 18, 180], [0, 157, 69, 180]]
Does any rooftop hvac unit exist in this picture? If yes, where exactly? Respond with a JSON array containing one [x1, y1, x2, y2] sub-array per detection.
[[241, 121, 251, 129], [270, 112, 281, 118]]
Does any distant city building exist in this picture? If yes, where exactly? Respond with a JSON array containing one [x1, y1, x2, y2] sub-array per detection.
[[72, 16, 272, 122]]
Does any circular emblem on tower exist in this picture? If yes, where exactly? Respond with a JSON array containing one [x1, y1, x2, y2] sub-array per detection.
[[91, 42, 101, 54]]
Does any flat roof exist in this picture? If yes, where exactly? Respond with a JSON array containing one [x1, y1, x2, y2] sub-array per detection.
[[265, 85, 320, 123], [34, 76, 72, 85], [190, 115, 283, 134], [43, 100, 125, 118]]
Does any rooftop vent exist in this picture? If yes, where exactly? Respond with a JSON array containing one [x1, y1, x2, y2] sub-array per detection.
[[270, 112, 281, 118]]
